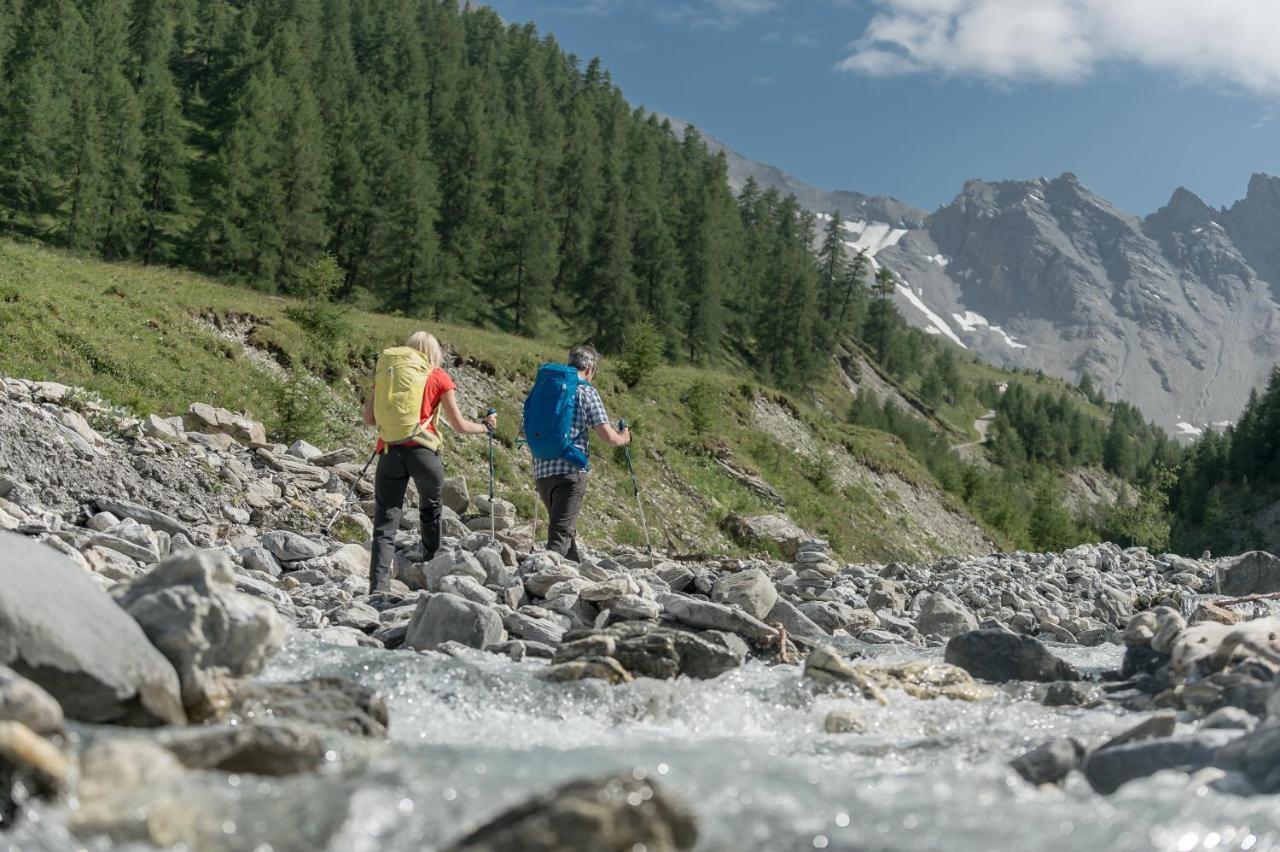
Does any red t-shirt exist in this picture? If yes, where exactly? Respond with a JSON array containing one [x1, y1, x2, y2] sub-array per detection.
[[375, 367, 456, 451]]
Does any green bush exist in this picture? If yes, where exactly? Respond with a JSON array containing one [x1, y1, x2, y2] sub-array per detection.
[[681, 381, 719, 435], [272, 369, 329, 445], [617, 318, 665, 388]]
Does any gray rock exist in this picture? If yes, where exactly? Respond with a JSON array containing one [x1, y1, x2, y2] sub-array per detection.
[[438, 575, 499, 605], [725, 513, 806, 558], [91, 496, 193, 540], [404, 593, 506, 651], [765, 598, 829, 640], [944, 630, 1079, 683], [262, 530, 326, 562], [155, 720, 334, 776], [1216, 723, 1280, 792], [670, 630, 745, 679], [606, 594, 662, 621], [0, 720, 70, 824], [112, 548, 287, 716], [503, 611, 566, 646], [1083, 733, 1231, 794], [916, 593, 979, 638], [658, 594, 778, 642], [1011, 738, 1085, 785], [1217, 551, 1280, 596], [447, 773, 698, 852], [615, 632, 681, 679], [239, 545, 283, 578], [0, 531, 185, 726], [0, 665, 63, 735], [1201, 707, 1257, 731], [223, 677, 388, 737], [408, 549, 487, 593], [711, 569, 778, 620], [286, 440, 324, 461], [442, 476, 470, 513]]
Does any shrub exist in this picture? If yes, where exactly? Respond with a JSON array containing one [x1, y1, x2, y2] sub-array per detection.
[[272, 368, 329, 445], [617, 318, 664, 388], [285, 254, 351, 361], [681, 381, 719, 435]]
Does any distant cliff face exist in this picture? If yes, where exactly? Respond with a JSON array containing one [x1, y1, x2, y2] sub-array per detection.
[[667, 111, 1280, 432]]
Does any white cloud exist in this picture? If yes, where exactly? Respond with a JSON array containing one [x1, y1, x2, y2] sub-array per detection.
[[838, 0, 1280, 94]]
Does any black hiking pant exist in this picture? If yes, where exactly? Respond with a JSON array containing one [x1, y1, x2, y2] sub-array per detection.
[[536, 472, 588, 563], [370, 444, 443, 593]]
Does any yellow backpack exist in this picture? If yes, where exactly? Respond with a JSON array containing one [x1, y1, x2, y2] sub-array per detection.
[[372, 347, 443, 452]]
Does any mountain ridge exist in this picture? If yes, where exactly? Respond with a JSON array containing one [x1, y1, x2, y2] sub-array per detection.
[[665, 112, 1280, 431]]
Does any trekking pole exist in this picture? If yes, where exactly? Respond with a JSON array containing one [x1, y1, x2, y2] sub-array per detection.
[[485, 407, 497, 544], [323, 448, 378, 534], [517, 437, 539, 551], [618, 419, 655, 569]]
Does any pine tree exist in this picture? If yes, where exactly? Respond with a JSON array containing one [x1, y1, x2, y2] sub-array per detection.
[[870, 265, 897, 363], [552, 92, 603, 300], [818, 211, 846, 302], [137, 48, 186, 263]]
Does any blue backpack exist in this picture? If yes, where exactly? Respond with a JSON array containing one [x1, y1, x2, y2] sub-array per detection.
[[523, 364, 591, 470]]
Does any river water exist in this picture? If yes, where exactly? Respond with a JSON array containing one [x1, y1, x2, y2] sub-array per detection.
[[12, 637, 1280, 852]]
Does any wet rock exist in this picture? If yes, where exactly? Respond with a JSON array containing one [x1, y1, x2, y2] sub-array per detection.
[[538, 657, 633, 685], [803, 646, 886, 703], [669, 630, 746, 679], [112, 548, 286, 717], [615, 632, 681, 679], [155, 720, 335, 776], [823, 708, 865, 734], [448, 773, 698, 852], [262, 530, 326, 562], [1040, 681, 1098, 707], [658, 594, 778, 642], [1201, 707, 1257, 731], [1011, 738, 1085, 785], [1103, 712, 1178, 748], [1217, 551, 1280, 596], [0, 721, 70, 824], [710, 569, 778, 620], [916, 593, 979, 638], [1083, 733, 1232, 794], [1216, 723, 1280, 792], [223, 677, 389, 737], [404, 593, 506, 651], [0, 665, 63, 735], [0, 531, 185, 726], [944, 630, 1079, 683]]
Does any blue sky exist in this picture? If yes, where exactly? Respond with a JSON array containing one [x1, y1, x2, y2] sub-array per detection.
[[484, 0, 1280, 215]]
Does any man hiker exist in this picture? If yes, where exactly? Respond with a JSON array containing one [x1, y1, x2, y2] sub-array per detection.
[[364, 331, 497, 594], [523, 344, 630, 562]]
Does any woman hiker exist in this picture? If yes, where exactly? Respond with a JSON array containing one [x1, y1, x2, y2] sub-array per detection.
[[363, 331, 497, 594]]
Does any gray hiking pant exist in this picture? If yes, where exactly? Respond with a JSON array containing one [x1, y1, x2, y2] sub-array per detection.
[[536, 472, 588, 563], [370, 445, 443, 593]]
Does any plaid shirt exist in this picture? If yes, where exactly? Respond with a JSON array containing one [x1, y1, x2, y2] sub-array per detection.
[[533, 382, 609, 480]]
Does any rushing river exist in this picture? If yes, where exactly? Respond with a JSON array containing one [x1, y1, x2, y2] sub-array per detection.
[[11, 636, 1280, 852]]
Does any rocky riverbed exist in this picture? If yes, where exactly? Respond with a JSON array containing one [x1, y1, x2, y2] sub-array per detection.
[[5, 376, 1280, 851]]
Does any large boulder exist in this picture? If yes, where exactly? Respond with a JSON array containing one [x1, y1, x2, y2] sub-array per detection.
[[448, 773, 698, 852], [1216, 551, 1280, 596], [916, 593, 978, 638], [710, 569, 778, 620], [0, 532, 185, 726], [404, 593, 506, 651], [725, 513, 806, 558], [112, 548, 286, 716], [944, 630, 1079, 683]]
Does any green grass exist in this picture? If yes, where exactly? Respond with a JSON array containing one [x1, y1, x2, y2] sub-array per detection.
[[0, 237, 995, 561]]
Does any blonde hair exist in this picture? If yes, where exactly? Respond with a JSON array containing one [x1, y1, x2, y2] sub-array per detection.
[[405, 331, 443, 370]]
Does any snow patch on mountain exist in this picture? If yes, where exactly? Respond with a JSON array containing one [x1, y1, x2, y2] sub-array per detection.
[[898, 284, 966, 348], [951, 311, 1028, 350]]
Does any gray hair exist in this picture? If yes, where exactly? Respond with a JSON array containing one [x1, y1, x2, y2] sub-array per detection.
[[568, 344, 600, 373]]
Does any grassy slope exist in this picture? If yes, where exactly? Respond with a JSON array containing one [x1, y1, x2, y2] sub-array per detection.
[[0, 238, 993, 560]]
